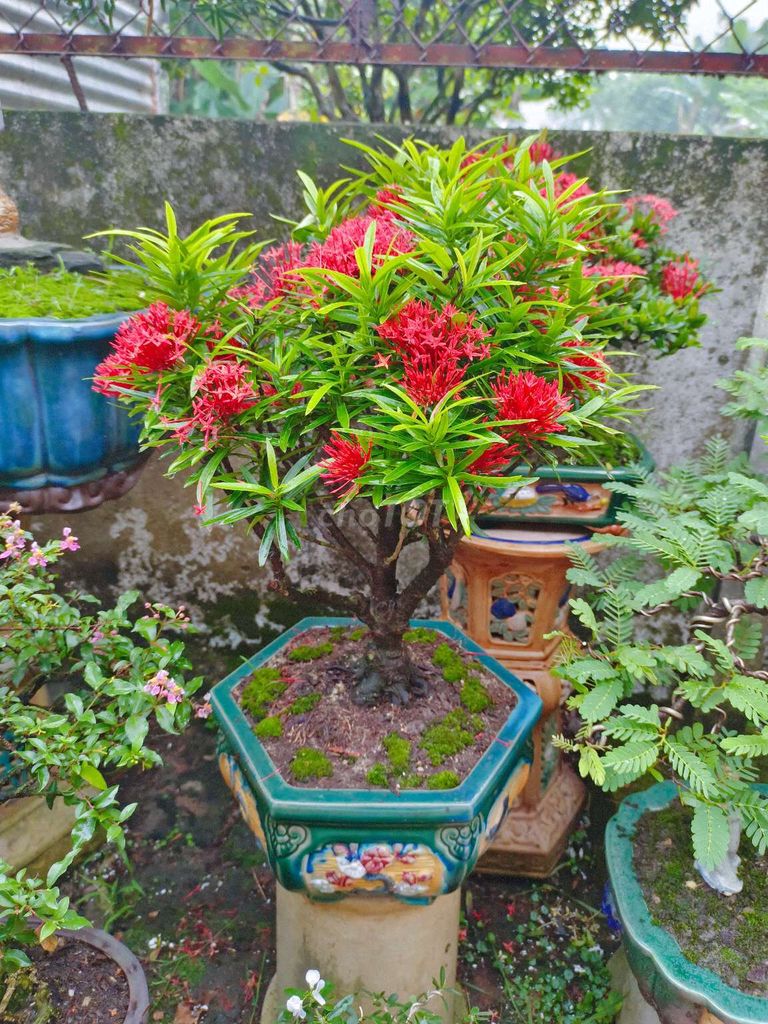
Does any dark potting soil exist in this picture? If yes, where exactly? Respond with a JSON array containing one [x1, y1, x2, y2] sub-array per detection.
[[233, 625, 517, 791], [634, 804, 768, 996], [20, 937, 130, 1023]]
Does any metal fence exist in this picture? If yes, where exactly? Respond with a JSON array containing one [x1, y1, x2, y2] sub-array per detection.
[[2, 0, 768, 76]]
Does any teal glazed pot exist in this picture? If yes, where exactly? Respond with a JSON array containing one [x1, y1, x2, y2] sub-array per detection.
[[606, 781, 768, 1024], [0, 312, 146, 513], [476, 433, 655, 530], [212, 616, 542, 905]]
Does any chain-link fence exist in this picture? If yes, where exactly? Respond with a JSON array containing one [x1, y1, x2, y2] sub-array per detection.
[[2, 1, 767, 75]]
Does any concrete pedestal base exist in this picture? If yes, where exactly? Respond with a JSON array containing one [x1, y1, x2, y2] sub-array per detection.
[[609, 951, 725, 1024], [261, 885, 462, 1024], [476, 761, 585, 877], [0, 795, 79, 873]]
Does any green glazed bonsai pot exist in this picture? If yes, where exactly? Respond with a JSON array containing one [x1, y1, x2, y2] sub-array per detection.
[[477, 432, 655, 530], [606, 781, 768, 1024], [211, 616, 542, 904]]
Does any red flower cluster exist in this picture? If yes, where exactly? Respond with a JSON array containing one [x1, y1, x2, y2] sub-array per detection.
[[551, 172, 593, 203], [307, 215, 414, 279], [230, 242, 307, 307], [376, 300, 491, 406], [468, 442, 521, 475], [368, 187, 407, 221], [528, 140, 559, 164], [661, 258, 704, 300], [584, 261, 647, 285], [319, 432, 372, 497], [492, 370, 571, 437], [180, 359, 256, 445], [94, 303, 199, 395], [561, 339, 609, 391], [625, 193, 677, 228]]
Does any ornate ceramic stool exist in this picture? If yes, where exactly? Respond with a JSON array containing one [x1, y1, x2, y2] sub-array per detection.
[[441, 525, 604, 877]]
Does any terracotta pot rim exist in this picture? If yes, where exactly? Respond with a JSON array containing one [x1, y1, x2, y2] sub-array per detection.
[[56, 926, 149, 1024]]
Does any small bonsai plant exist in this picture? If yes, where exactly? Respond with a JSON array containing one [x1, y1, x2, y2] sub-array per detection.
[[0, 505, 207, 1011], [555, 339, 768, 893], [517, 137, 714, 357], [93, 135, 644, 706]]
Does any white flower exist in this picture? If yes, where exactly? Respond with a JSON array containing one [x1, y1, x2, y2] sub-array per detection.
[[337, 857, 367, 879], [286, 995, 306, 1019], [392, 882, 427, 897], [306, 968, 326, 1006], [309, 878, 336, 894]]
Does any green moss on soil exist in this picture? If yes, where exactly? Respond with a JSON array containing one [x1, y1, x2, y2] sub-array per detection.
[[634, 804, 768, 994], [403, 627, 438, 644], [460, 676, 493, 713], [0, 263, 152, 318], [254, 715, 283, 739], [287, 641, 334, 662], [290, 747, 333, 782], [287, 693, 322, 715], [366, 762, 389, 788], [433, 642, 467, 683], [421, 709, 478, 766], [383, 732, 412, 775], [427, 770, 460, 790], [240, 667, 286, 720]]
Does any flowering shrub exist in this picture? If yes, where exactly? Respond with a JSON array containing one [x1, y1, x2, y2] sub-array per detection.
[[496, 138, 714, 355], [93, 136, 645, 701], [0, 506, 205, 974]]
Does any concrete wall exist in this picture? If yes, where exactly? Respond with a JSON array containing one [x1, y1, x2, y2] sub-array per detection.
[[2, 114, 767, 658]]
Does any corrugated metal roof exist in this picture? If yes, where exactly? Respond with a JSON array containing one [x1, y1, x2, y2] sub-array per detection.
[[0, 1, 164, 113]]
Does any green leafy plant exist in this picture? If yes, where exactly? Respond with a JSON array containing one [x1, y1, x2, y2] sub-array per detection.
[[92, 134, 646, 705], [555, 346, 768, 880], [0, 506, 205, 990]]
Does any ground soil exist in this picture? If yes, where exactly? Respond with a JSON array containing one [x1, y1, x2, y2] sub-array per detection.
[[233, 625, 517, 790], [634, 804, 768, 995], [23, 938, 130, 1024]]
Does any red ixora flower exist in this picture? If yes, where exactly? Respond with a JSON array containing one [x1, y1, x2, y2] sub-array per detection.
[[368, 187, 407, 221], [560, 339, 609, 391], [468, 442, 521, 476], [492, 370, 571, 437], [307, 215, 414, 279], [230, 242, 307, 307], [584, 261, 647, 285], [93, 303, 199, 395], [624, 193, 677, 228], [528, 140, 559, 164], [661, 257, 704, 300], [175, 359, 257, 445], [319, 432, 372, 498], [550, 171, 593, 203], [376, 299, 491, 406]]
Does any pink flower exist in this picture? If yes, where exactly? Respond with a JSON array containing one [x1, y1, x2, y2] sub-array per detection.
[[144, 668, 186, 704], [584, 261, 646, 282], [230, 242, 308, 308], [195, 702, 213, 719], [193, 505, 206, 516], [0, 520, 26, 560], [360, 846, 394, 874], [528, 140, 559, 164], [549, 172, 593, 203], [625, 193, 677, 228], [368, 187, 407, 221], [491, 371, 572, 438], [60, 527, 80, 552], [319, 433, 372, 498], [661, 258, 704, 300], [180, 359, 258, 445], [27, 543, 48, 568]]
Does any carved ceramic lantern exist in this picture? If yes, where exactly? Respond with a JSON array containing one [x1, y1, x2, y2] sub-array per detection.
[[441, 524, 604, 877]]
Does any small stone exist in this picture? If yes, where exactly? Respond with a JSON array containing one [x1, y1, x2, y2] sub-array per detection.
[[685, 879, 698, 889], [747, 962, 768, 987]]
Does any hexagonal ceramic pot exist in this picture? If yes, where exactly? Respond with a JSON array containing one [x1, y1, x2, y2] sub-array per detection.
[[606, 781, 768, 1024], [211, 616, 541, 905]]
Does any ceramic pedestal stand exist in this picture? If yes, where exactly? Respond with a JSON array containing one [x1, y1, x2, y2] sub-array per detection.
[[211, 617, 542, 1024], [441, 525, 603, 878]]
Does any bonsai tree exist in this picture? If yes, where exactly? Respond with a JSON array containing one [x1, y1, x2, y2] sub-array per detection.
[[93, 136, 645, 704], [0, 506, 206, 1003], [555, 338, 768, 893]]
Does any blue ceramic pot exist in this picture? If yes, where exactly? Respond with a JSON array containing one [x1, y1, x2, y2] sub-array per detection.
[[0, 312, 146, 512]]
